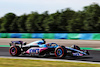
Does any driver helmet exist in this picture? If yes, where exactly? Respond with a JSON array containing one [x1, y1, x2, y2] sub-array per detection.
[[46, 43, 50, 46]]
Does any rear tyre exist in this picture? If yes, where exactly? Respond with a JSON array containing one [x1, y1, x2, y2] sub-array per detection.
[[55, 46, 67, 58], [9, 46, 21, 56]]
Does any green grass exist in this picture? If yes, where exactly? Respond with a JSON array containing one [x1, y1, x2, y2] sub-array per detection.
[[0, 58, 100, 67]]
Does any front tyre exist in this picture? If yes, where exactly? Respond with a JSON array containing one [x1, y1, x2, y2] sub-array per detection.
[[9, 46, 21, 56], [55, 46, 67, 58]]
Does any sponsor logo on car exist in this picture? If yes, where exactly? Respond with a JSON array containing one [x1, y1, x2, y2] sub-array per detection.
[[29, 49, 39, 54], [72, 53, 83, 56]]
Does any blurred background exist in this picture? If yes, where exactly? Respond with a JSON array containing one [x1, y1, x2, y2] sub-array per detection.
[[0, 0, 100, 40], [0, 0, 100, 33]]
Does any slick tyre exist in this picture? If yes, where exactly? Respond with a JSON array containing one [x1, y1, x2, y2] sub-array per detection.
[[55, 46, 67, 58], [9, 46, 21, 56]]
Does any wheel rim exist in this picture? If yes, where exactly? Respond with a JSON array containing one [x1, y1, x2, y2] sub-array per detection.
[[10, 47, 16, 55], [56, 48, 63, 56]]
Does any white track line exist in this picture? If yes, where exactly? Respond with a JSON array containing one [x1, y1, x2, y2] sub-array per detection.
[[0, 56, 100, 64]]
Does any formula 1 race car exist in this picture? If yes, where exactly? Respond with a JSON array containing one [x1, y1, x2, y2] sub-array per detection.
[[9, 40, 89, 58]]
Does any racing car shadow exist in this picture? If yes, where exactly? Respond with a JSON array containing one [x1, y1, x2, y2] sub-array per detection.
[[64, 56, 93, 60], [19, 54, 93, 61], [46, 55, 93, 60]]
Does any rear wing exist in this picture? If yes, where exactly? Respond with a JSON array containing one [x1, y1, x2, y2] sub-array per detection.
[[9, 41, 26, 48]]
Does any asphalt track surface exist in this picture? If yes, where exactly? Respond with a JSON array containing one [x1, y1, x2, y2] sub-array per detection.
[[0, 38, 100, 63]]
